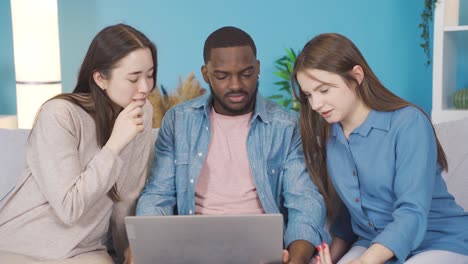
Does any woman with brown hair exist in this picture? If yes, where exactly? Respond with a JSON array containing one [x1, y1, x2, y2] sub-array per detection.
[[0, 23, 156, 264], [292, 33, 468, 263]]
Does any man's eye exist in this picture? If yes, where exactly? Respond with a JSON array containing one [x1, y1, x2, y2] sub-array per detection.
[[215, 75, 228, 80], [241, 74, 252, 79], [128, 79, 138, 83]]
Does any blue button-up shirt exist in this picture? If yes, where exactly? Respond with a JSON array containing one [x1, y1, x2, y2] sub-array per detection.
[[329, 106, 468, 263], [136, 93, 328, 248]]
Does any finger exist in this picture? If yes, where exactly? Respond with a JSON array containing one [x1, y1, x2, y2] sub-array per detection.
[[282, 249, 289, 264], [127, 106, 143, 118], [314, 255, 321, 264], [123, 100, 145, 113], [136, 124, 144, 133], [322, 242, 331, 264], [125, 100, 143, 111], [133, 117, 144, 126], [317, 245, 326, 263], [317, 244, 327, 264]]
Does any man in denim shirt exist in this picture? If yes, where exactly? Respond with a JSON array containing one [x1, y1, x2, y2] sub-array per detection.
[[136, 26, 327, 263]]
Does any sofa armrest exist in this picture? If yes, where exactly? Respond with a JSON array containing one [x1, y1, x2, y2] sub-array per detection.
[[0, 129, 30, 201], [434, 118, 468, 210]]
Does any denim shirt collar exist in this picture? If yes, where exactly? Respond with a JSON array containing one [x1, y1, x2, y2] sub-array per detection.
[[190, 93, 211, 117], [190, 92, 270, 124], [331, 109, 392, 138]]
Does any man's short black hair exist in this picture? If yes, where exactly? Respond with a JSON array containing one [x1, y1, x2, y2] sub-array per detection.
[[203, 26, 257, 63]]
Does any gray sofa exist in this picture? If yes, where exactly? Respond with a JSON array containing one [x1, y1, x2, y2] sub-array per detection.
[[1, 117, 467, 209], [0, 128, 159, 202]]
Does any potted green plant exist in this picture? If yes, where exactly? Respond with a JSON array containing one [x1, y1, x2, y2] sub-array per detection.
[[419, 0, 438, 66], [268, 48, 300, 111]]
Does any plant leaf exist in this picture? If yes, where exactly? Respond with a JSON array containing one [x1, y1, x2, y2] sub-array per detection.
[[268, 94, 284, 99], [274, 81, 290, 86], [285, 48, 295, 60], [271, 47, 300, 111], [274, 71, 290, 80]]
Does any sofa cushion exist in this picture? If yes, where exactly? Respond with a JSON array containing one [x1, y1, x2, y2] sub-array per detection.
[[434, 118, 468, 210]]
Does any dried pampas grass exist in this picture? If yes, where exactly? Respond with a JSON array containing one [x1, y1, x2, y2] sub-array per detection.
[[148, 72, 206, 128]]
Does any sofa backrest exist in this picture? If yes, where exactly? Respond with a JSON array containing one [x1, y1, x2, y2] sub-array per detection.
[[434, 118, 468, 211], [0, 128, 159, 201], [2, 122, 467, 211]]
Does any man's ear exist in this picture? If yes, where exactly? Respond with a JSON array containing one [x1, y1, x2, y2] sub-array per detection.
[[352, 65, 364, 85], [93, 71, 106, 90], [201, 65, 210, 84], [256, 60, 261, 77]]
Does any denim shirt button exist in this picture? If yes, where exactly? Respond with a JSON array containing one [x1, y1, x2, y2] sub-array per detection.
[[190, 179, 194, 184], [198, 152, 203, 157], [272, 169, 275, 173], [189, 210, 193, 214], [174, 160, 177, 164]]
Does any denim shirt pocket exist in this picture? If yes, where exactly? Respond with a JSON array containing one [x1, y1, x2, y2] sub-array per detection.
[[267, 162, 283, 199], [267, 163, 281, 177], [174, 153, 189, 165]]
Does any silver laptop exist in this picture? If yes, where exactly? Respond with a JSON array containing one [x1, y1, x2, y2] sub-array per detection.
[[125, 214, 283, 264]]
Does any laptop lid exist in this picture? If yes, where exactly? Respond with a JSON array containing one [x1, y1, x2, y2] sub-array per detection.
[[125, 214, 283, 264]]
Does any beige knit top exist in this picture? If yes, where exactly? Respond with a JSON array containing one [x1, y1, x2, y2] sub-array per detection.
[[0, 99, 153, 262]]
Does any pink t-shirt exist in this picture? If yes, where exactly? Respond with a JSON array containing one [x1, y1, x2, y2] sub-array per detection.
[[195, 108, 265, 215]]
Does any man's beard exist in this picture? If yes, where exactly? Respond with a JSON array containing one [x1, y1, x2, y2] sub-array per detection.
[[209, 82, 259, 116]]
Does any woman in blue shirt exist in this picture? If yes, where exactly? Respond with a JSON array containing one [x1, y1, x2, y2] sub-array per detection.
[[292, 33, 468, 264]]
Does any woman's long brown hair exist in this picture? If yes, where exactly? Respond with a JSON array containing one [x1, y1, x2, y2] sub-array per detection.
[[43, 24, 157, 202], [292, 33, 447, 218]]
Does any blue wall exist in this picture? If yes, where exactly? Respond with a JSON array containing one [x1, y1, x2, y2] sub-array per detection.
[[1, 0, 439, 115], [456, 1, 468, 91], [0, 0, 16, 115]]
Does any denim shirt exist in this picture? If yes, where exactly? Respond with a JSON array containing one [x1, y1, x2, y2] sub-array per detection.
[[328, 106, 468, 263], [136, 93, 328, 248]]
